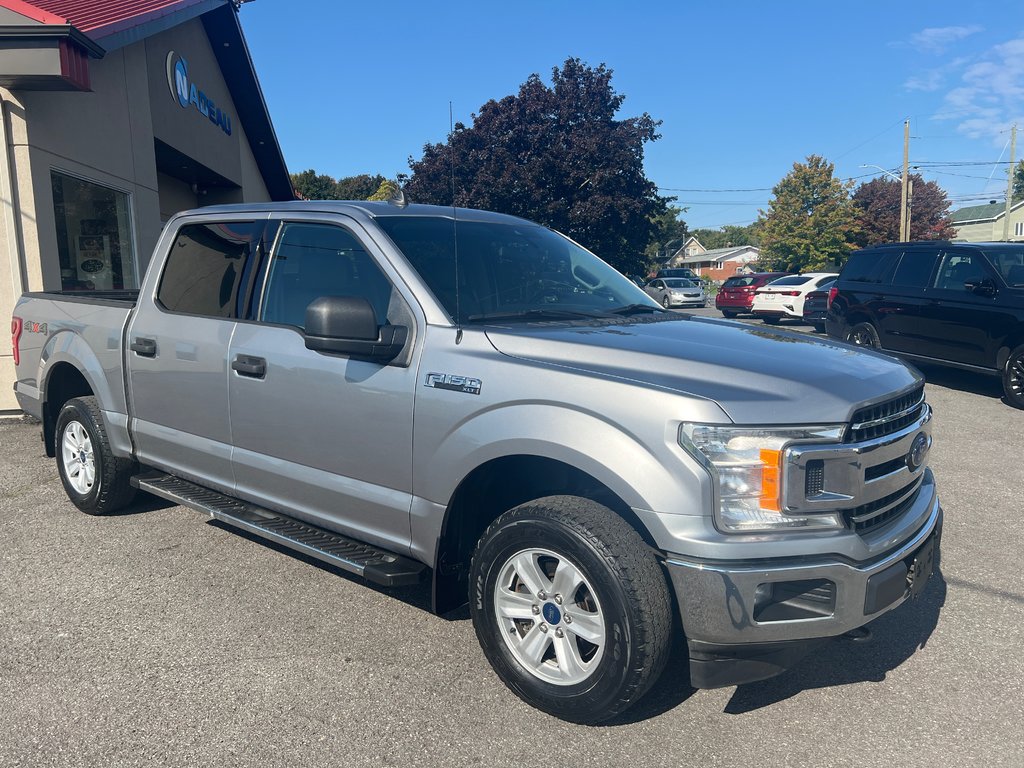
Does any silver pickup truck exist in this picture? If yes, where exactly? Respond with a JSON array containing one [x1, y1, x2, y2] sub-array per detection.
[[12, 200, 941, 723]]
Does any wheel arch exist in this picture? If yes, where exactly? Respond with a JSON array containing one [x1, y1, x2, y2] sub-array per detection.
[[430, 454, 658, 616], [41, 361, 94, 457]]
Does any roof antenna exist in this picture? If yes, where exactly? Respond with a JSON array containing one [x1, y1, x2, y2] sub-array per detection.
[[450, 101, 462, 344]]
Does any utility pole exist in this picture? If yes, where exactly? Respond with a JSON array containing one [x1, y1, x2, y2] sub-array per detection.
[[900, 119, 910, 242], [906, 178, 914, 242], [1004, 124, 1017, 241]]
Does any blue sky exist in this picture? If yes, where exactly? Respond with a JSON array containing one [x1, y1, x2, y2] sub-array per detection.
[[240, 1, 1024, 230]]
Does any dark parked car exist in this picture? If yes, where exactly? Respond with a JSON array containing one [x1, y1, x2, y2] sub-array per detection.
[[715, 272, 793, 317], [802, 278, 836, 332], [826, 241, 1024, 408]]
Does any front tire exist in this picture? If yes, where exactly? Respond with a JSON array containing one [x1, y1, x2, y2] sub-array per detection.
[[1003, 345, 1024, 409], [847, 321, 880, 348], [470, 496, 672, 724], [55, 396, 136, 515], [662, 296, 671, 308]]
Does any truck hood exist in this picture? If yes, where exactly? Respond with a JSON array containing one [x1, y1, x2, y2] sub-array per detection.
[[484, 315, 922, 424]]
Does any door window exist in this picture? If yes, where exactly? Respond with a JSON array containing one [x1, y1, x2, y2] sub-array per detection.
[[890, 250, 938, 288], [933, 252, 987, 292], [260, 222, 395, 329], [157, 221, 264, 317]]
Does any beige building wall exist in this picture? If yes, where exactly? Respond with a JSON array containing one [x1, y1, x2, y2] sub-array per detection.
[[1, 17, 275, 412], [953, 202, 1024, 243]]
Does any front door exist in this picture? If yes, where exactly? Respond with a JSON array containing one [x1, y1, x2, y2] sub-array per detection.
[[227, 216, 421, 554]]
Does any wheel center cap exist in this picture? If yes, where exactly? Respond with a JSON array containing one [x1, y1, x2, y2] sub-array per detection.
[[542, 603, 561, 625]]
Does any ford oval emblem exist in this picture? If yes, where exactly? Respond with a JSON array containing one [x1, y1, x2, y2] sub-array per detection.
[[907, 433, 929, 471]]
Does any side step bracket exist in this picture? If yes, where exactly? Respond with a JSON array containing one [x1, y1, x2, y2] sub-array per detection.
[[131, 472, 426, 587]]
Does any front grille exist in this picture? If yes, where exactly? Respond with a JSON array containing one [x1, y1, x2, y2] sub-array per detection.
[[848, 386, 926, 442], [844, 479, 920, 532]]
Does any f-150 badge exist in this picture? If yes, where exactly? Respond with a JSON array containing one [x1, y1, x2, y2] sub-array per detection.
[[424, 372, 482, 395]]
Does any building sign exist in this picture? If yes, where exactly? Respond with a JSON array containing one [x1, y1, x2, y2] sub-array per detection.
[[165, 51, 232, 136]]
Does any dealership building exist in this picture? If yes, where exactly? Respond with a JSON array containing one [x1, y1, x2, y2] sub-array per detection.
[[0, 0, 291, 412]]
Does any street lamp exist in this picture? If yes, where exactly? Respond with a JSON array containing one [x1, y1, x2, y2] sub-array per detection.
[[860, 164, 913, 241]]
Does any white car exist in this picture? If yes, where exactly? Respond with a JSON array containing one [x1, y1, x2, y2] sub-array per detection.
[[644, 277, 706, 308], [751, 272, 838, 324]]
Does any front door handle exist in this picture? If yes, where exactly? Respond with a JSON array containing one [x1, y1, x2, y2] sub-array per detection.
[[130, 337, 157, 357], [232, 355, 266, 379]]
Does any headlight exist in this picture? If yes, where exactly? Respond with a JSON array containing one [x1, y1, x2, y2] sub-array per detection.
[[680, 423, 846, 533]]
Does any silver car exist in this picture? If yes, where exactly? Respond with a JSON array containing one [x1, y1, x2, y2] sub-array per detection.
[[644, 277, 706, 308]]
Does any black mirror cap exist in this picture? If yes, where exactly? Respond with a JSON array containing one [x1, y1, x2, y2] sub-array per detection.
[[966, 279, 998, 297], [304, 295, 408, 363], [305, 295, 378, 341]]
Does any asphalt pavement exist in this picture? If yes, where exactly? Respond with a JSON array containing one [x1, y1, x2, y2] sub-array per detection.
[[1, 311, 1022, 767]]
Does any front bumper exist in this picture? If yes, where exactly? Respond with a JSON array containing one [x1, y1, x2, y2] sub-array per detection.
[[666, 484, 942, 687]]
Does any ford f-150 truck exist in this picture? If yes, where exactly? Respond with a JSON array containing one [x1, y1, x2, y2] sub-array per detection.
[[12, 200, 941, 723]]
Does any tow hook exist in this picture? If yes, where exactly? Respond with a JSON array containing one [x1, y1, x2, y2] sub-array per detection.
[[842, 626, 872, 643]]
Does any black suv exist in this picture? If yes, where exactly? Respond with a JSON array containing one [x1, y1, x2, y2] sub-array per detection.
[[826, 241, 1024, 408]]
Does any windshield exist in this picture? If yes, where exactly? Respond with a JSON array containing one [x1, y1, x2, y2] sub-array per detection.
[[376, 216, 659, 322], [983, 247, 1024, 286], [664, 278, 696, 288], [767, 275, 812, 286]]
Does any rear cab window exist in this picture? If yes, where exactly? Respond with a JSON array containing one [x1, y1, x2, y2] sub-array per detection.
[[157, 221, 266, 318]]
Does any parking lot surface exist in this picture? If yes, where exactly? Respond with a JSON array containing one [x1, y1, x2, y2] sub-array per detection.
[[2, 315, 1022, 768]]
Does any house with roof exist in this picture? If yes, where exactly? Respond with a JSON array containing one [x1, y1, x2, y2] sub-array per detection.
[[950, 200, 1024, 242], [0, 0, 292, 411], [663, 236, 761, 282]]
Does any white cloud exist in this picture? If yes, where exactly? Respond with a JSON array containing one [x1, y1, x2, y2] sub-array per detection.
[[934, 35, 1024, 143], [909, 25, 983, 53], [904, 57, 970, 92]]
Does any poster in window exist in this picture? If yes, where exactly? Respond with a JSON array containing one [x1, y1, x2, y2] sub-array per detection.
[[76, 235, 112, 290]]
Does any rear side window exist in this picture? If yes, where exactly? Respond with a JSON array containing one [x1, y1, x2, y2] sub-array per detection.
[[158, 221, 263, 317], [841, 250, 898, 284], [891, 250, 939, 288], [260, 222, 395, 330], [723, 276, 755, 287]]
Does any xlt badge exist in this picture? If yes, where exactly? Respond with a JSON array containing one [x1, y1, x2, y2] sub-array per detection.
[[424, 372, 482, 395]]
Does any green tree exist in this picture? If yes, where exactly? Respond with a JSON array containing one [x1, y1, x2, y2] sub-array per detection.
[[758, 155, 859, 272], [852, 174, 955, 245], [406, 58, 668, 275], [367, 179, 399, 201], [690, 223, 760, 251], [337, 174, 387, 200], [290, 169, 338, 200], [1012, 159, 1024, 202], [644, 205, 689, 265]]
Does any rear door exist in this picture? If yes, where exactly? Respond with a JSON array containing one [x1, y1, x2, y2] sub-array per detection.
[[226, 214, 422, 553], [127, 216, 270, 491], [873, 248, 938, 353]]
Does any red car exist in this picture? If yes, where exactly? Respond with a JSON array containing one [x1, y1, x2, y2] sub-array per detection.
[[715, 272, 793, 318]]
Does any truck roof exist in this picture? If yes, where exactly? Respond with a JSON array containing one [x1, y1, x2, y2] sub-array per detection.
[[178, 200, 536, 225]]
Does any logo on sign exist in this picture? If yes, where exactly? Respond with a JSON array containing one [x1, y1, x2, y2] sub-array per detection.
[[165, 51, 232, 136]]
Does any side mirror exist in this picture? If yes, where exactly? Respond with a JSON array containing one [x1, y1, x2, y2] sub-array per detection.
[[304, 296, 407, 363], [965, 278, 997, 297]]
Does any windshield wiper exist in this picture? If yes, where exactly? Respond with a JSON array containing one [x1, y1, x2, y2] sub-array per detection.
[[465, 308, 613, 323], [607, 303, 669, 315]]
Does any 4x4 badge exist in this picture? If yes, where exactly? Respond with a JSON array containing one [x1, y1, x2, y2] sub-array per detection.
[[424, 372, 482, 395]]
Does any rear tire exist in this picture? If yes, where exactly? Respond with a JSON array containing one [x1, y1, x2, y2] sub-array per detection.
[[847, 322, 880, 349], [470, 496, 672, 724], [721, 310, 739, 318], [762, 316, 780, 325], [1003, 345, 1024, 409], [55, 396, 136, 515]]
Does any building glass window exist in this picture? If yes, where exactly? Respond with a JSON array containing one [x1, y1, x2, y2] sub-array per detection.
[[1015, 222, 1023, 237], [51, 171, 136, 291]]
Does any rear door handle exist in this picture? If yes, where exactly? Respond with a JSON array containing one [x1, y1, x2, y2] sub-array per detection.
[[130, 337, 157, 357], [232, 355, 266, 379]]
